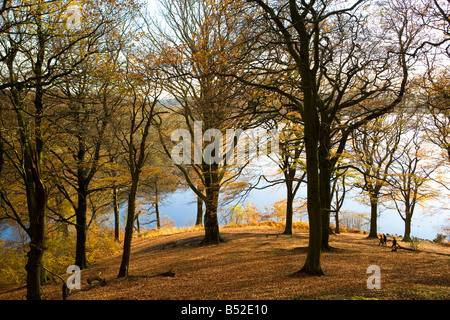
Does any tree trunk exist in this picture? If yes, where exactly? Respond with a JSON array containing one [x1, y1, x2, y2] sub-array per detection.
[[24, 73, 48, 297], [284, 179, 294, 235], [113, 185, 120, 242], [26, 32, 49, 297], [155, 188, 161, 229], [196, 194, 203, 227], [320, 162, 333, 250], [202, 197, 220, 245], [118, 174, 139, 278], [13, 113, 47, 300], [297, 116, 324, 276], [334, 210, 340, 234], [0, 140, 4, 178], [319, 124, 333, 250], [136, 211, 141, 233], [26, 233, 44, 300], [368, 196, 379, 238], [291, 20, 325, 272], [75, 184, 88, 270], [201, 169, 221, 245], [24, 150, 48, 300], [195, 183, 204, 226], [403, 211, 412, 242], [25, 200, 46, 299], [199, 161, 221, 245]]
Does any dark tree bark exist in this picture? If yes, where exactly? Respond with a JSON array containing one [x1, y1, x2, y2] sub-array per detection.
[[200, 163, 221, 245], [297, 117, 324, 276], [368, 197, 379, 238], [75, 182, 88, 270], [154, 185, 161, 229], [24, 150, 48, 300], [118, 174, 139, 278], [284, 179, 294, 235], [196, 184, 203, 227], [319, 150, 334, 250], [113, 185, 120, 241]]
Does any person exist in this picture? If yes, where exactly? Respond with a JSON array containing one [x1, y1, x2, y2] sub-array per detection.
[[383, 234, 387, 245], [378, 234, 384, 246], [392, 237, 397, 251]]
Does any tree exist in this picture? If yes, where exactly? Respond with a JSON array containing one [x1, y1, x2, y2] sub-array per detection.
[[350, 113, 405, 238], [258, 119, 306, 235], [412, 0, 450, 57], [330, 166, 352, 234], [312, 0, 426, 250], [117, 51, 162, 278], [151, 0, 254, 245], [140, 164, 180, 229], [47, 50, 125, 269], [103, 126, 130, 243], [387, 116, 439, 241], [418, 69, 450, 164], [230, 0, 417, 274], [0, 0, 134, 299]]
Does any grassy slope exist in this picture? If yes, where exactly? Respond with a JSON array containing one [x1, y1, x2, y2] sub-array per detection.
[[0, 223, 449, 300]]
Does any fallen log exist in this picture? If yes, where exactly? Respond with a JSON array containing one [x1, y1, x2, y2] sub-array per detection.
[[396, 244, 414, 251], [161, 241, 177, 250], [265, 233, 279, 238], [87, 275, 107, 287]]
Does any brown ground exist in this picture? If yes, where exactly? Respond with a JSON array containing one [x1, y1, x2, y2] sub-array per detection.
[[1, 225, 449, 300]]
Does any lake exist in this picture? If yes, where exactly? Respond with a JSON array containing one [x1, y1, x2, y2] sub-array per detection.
[[156, 182, 449, 241]]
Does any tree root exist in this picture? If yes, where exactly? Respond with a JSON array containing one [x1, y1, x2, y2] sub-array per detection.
[[293, 265, 325, 277]]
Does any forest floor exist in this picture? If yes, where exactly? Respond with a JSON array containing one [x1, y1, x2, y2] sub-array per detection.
[[0, 224, 449, 300]]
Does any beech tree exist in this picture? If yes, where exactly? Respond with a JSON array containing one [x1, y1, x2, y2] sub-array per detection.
[[47, 35, 129, 269], [0, 0, 138, 299], [387, 116, 439, 241], [351, 113, 405, 238], [150, 0, 254, 244], [258, 119, 306, 235], [276, 122, 307, 235], [228, 0, 420, 275], [418, 70, 450, 164], [140, 163, 180, 229], [412, 0, 449, 56], [117, 51, 163, 278], [330, 168, 348, 234]]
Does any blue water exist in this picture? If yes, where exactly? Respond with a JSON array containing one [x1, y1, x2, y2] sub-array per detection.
[[2, 180, 447, 242], [156, 184, 448, 241]]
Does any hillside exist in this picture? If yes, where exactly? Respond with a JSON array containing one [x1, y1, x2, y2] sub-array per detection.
[[1, 225, 449, 300]]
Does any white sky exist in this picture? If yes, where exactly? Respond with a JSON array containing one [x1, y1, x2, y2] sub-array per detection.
[[146, 0, 159, 12]]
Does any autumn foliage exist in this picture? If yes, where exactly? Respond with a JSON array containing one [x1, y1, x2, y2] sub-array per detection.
[[0, 0, 449, 299]]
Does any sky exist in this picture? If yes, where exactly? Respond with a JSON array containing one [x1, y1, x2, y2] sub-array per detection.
[[146, 0, 159, 13]]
